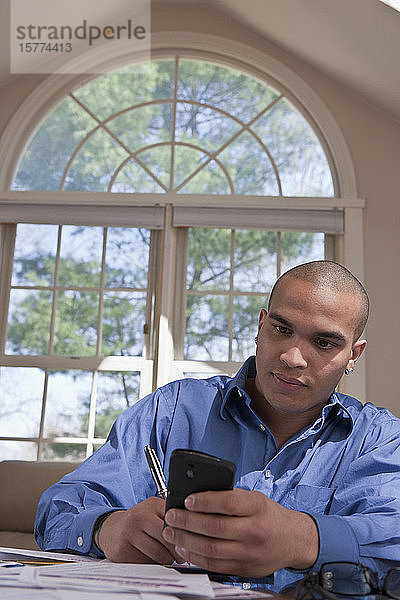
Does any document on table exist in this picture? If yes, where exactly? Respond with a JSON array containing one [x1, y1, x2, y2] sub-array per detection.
[[0, 548, 272, 599], [0, 546, 95, 565], [211, 581, 272, 599], [0, 561, 214, 598]]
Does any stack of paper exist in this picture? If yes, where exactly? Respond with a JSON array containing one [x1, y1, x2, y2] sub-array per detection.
[[0, 547, 273, 600], [0, 550, 213, 600]]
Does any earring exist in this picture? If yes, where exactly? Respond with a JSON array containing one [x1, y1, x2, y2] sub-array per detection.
[[344, 367, 354, 376], [254, 336, 258, 344]]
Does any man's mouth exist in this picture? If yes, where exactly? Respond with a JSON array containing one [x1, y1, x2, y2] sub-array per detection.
[[272, 372, 307, 392]]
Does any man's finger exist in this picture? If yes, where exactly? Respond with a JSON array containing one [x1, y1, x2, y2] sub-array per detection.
[[183, 488, 266, 516], [164, 508, 240, 540]]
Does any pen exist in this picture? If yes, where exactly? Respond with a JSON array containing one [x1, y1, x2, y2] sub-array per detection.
[[144, 445, 168, 500]]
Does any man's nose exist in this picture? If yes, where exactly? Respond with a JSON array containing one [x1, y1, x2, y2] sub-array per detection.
[[280, 345, 308, 369]]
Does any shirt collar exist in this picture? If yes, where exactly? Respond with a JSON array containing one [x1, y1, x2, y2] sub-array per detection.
[[305, 392, 354, 438], [220, 356, 355, 435], [220, 356, 256, 418]]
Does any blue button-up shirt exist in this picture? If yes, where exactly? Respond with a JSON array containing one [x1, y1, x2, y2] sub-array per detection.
[[35, 357, 400, 592]]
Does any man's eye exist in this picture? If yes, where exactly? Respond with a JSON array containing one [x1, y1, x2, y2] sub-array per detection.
[[276, 325, 290, 335], [315, 338, 334, 349]]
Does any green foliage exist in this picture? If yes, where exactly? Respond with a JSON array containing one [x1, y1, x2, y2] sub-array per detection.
[[14, 98, 96, 191], [185, 228, 321, 361], [41, 442, 87, 461], [8, 254, 145, 358], [7, 289, 52, 355]]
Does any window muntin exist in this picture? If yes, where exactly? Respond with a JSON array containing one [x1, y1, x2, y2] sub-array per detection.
[[7, 224, 151, 358]]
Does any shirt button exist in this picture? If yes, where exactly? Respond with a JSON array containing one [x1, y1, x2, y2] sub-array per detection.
[[259, 423, 266, 431], [77, 536, 84, 547], [265, 469, 271, 478]]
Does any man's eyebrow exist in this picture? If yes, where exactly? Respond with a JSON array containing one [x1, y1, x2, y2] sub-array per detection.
[[268, 312, 293, 328], [267, 311, 347, 343]]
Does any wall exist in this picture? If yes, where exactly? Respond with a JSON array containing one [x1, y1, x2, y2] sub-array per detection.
[[294, 65, 400, 416], [1, 3, 399, 415]]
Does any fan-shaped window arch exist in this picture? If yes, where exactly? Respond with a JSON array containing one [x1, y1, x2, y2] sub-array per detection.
[[13, 58, 334, 197]]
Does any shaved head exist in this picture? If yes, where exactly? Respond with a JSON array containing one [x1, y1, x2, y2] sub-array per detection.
[[268, 261, 369, 340]]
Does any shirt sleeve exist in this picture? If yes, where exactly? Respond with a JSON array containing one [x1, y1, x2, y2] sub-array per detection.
[[34, 386, 174, 555], [307, 412, 400, 575]]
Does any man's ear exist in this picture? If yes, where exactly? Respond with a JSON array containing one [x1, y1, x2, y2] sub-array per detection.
[[258, 308, 267, 333], [348, 339, 367, 369]]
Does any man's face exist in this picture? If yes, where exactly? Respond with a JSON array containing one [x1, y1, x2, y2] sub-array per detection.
[[254, 277, 366, 419]]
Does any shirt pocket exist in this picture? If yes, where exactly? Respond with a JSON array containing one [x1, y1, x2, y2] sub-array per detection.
[[284, 484, 335, 515]]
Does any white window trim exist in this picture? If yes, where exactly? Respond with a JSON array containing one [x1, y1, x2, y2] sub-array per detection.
[[0, 33, 366, 400]]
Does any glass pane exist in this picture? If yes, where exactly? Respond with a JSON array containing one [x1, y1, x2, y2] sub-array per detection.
[[12, 97, 97, 191], [173, 145, 209, 191], [185, 295, 229, 360], [137, 145, 172, 189], [53, 291, 98, 356], [43, 370, 92, 437], [0, 440, 37, 461], [111, 158, 165, 193], [105, 228, 150, 288], [187, 228, 231, 291], [58, 226, 103, 287], [12, 224, 58, 286], [177, 158, 232, 194], [219, 130, 280, 195], [40, 443, 87, 461], [64, 128, 128, 191], [232, 296, 263, 361], [102, 292, 146, 356], [280, 232, 325, 273], [95, 371, 140, 438], [107, 104, 173, 153], [252, 98, 334, 197], [233, 230, 277, 292], [0, 367, 44, 437], [177, 60, 279, 122], [6, 289, 52, 355], [73, 60, 176, 121], [175, 103, 241, 153]]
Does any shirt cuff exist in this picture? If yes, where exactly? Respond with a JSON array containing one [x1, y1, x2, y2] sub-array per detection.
[[41, 508, 124, 557], [308, 513, 360, 570]]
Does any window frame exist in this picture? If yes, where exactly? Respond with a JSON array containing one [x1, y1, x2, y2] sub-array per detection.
[[0, 39, 367, 461]]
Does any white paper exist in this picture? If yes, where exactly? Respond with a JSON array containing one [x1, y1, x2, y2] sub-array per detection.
[[0, 562, 214, 598], [0, 546, 95, 562], [211, 581, 272, 599], [0, 588, 61, 600], [0, 587, 183, 600]]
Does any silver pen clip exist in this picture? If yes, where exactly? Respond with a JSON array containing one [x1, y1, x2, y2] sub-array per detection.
[[144, 445, 168, 500]]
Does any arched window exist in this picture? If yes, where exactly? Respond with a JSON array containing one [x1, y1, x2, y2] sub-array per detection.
[[13, 59, 334, 197], [0, 52, 360, 461]]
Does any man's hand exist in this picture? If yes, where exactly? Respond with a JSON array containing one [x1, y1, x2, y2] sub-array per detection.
[[162, 488, 319, 577], [97, 497, 183, 564]]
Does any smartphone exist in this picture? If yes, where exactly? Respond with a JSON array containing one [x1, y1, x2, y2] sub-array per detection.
[[165, 449, 236, 512]]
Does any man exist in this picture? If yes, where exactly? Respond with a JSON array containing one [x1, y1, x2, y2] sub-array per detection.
[[35, 261, 400, 591]]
